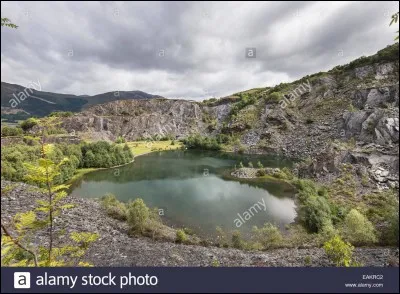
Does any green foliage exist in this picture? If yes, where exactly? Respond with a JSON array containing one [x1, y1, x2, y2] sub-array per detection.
[[330, 43, 399, 73], [101, 194, 127, 221], [390, 12, 399, 40], [1, 126, 23, 137], [229, 93, 257, 116], [182, 134, 222, 151], [265, 91, 283, 103], [231, 230, 245, 249], [251, 223, 283, 249], [341, 209, 377, 246], [20, 118, 39, 131], [127, 198, 149, 234], [175, 229, 188, 243], [256, 169, 266, 177], [323, 236, 358, 267], [215, 226, 229, 248], [48, 111, 73, 118], [1, 18, 18, 28], [211, 259, 220, 267], [80, 141, 134, 168], [300, 196, 332, 233], [295, 178, 334, 233], [248, 162, 253, 168], [115, 136, 126, 144], [256, 161, 264, 168], [1, 142, 98, 266]]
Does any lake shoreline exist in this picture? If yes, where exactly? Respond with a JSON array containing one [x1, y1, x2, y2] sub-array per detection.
[[2, 180, 397, 267]]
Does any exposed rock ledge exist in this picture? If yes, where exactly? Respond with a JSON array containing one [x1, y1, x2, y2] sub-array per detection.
[[1, 181, 398, 267]]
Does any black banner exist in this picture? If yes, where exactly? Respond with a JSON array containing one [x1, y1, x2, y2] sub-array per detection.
[[1, 267, 399, 293]]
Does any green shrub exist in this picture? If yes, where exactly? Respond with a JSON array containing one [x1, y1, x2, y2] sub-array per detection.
[[341, 209, 377, 246], [181, 134, 222, 151], [176, 229, 188, 243], [318, 219, 339, 243], [300, 196, 332, 233], [323, 235, 358, 267], [385, 207, 399, 246], [127, 198, 149, 234], [19, 118, 39, 131], [48, 111, 73, 117], [256, 161, 264, 168], [266, 92, 282, 103], [216, 226, 229, 248], [115, 136, 126, 144], [183, 227, 194, 236], [304, 256, 312, 266], [231, 230, 245, 249], [251, 223, 283, 249], [101, 194, 127, 221], [238, 162, 244, 168], [23, 135, 39, 146], [248, 162, 253, 168], [1, 126, 23, 137], [256, 169, 266, 177]]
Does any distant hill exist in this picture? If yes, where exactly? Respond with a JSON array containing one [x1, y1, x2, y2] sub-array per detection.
[[0, 82, 163, 118]]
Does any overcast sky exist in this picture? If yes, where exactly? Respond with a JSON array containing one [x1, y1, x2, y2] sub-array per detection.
[[1, 1, 399, 100]]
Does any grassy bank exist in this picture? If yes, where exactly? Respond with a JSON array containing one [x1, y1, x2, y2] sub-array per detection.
[[125, 140, 183, 156]]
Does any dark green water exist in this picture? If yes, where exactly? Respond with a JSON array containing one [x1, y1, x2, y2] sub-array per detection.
[[69, 150, 297, 239]]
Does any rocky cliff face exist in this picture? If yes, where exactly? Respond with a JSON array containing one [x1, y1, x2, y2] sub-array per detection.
[[60, 45, 399, 189], [61, 98, 232, 141]]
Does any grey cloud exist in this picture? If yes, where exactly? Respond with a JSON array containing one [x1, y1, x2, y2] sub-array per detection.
[[1, 1, 398, 99]]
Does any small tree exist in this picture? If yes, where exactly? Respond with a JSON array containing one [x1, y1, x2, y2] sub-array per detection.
[[323, 235, 358, 267], [127, 198, 149, 234], [231, 230, 245, 249], [341, 209, 377, 246], [1, 118, 98, 266], [251, 223, 283, 249], [176, 229, 187, 243]]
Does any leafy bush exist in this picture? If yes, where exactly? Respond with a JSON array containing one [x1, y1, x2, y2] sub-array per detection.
[[1, 126, 23, 137], [216, 226, 229, 248], [229, 93, 257, 116], [256, 169, 266, 177], [23, 135, 39, 146], [299, 196, 332, 233], [385, 207, 399, 246], [257, 161, 264, 168], [48, 111, 73, 117], [251, 223, 283, 249], [341, 209, 377, 246], [127, 198, 150, 234], [115, 136, 126, 144], [19, 118, 39, 131], [176, 229, 188, 243], [81, 141, 133, 168], [266, 92, 282, 103], [323, 236, 358, 267], [127, 199, 149, 234], [248, 162, 253, 168], [182, 134, 222, 151], [231, 230, 245, 249], [101, 194, 127, 221]]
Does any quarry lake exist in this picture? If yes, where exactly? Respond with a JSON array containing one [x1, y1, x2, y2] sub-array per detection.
[[69, 150, 297, 239]]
